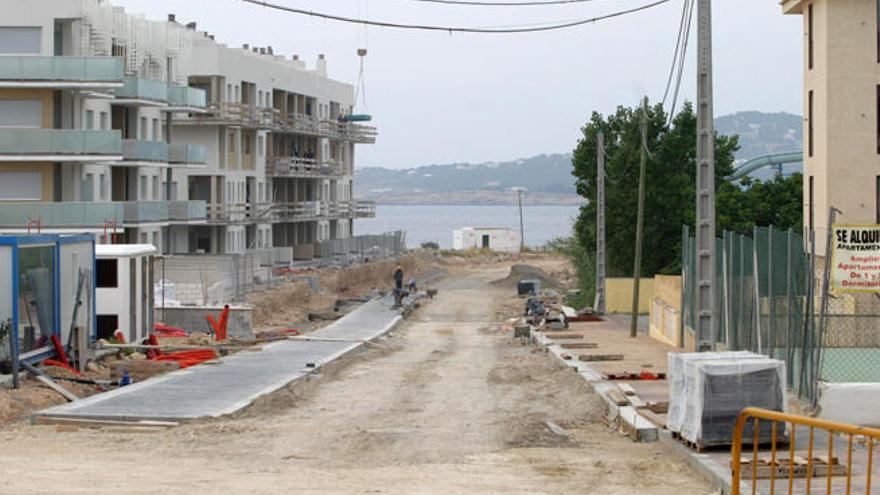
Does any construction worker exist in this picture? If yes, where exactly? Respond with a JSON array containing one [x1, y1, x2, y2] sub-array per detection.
[[393, 265, 404, 308]]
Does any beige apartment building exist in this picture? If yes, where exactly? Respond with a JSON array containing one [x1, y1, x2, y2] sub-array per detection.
[[782, 0, 880, 252]]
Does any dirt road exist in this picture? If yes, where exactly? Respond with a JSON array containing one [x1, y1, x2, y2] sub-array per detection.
[[0, 264, 710, 494]]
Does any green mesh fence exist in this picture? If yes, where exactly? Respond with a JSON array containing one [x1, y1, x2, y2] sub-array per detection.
[[683, 227, 819, 402]]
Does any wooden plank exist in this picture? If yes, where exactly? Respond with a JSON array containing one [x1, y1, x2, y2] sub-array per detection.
[[646, 401, 669, 414], [560, 342, 599, 349], [618, 383, 637, 396], [549, 334, 584, 340], [34, 375, 79, 402], [579, 354, 624, 362], [606, 388, 629, 406], [639, 409, 666, 429], [626, 394, 647, 408]]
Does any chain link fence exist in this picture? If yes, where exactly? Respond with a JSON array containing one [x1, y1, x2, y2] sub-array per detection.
[[317, 231, 405, 263], [683, 226, 819, 402]]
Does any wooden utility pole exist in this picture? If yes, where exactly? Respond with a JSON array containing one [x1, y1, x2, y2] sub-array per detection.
[[695, 0, 716, 350], [516, 188, 525, 252], [595, 131, 606, 315], [630, 97, 648, 338]]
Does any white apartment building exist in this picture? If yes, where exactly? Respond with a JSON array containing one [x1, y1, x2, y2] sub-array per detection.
[[0, 0, 376, 258]]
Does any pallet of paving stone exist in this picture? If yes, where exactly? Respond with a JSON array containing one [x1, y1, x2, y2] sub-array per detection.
[[736, 455, 846, 479], [579, 354, 624, 362]]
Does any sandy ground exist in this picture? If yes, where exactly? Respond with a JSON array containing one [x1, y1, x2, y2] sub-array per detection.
[[0, 262, 711, 494]]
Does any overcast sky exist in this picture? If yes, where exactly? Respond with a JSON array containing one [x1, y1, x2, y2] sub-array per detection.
[[114, 0, 803, 169]]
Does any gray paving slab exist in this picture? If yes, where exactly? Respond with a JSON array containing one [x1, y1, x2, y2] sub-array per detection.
[[35, 298, 402, 422]]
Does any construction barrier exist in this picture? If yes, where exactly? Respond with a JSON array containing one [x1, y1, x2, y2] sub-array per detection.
[[731, 407, 880, 495]]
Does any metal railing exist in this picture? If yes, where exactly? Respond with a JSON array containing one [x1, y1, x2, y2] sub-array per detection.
[[0, 129, 121, 156], [168, 143, 206, 165], [355, 200, 377, 218], [731, 407, 880, 495], [318, 231, 405, 260], [266, 156, 326, 177], [122, 139, 168, 162], [115, 76, 168, 102], [0, 56, 123, 83]]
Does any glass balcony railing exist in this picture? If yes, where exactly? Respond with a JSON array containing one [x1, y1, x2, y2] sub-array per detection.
[[115, 76, 168, 102], [122, 200, 207, 223], [0, 200, 207, 227], [167, 85, 207, 109], [122, 140, 168, 162], [168, 143, 207, 165], [0, 129, 121, 156], [0, 56, 123, 83]]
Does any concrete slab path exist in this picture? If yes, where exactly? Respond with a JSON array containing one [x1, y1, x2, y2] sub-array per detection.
[[34, 296, 403, 422]]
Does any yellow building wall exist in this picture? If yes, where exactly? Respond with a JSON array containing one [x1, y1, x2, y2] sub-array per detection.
[[605, 277, 654, 314], [0, 88, 54, 128], [647, 275, 683, 349]]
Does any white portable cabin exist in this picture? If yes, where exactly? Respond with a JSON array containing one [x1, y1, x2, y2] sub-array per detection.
[[95, 245, 157, 344], [453, 228, 521, 253]]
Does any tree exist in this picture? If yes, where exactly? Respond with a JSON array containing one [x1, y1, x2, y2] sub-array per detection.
[[572, 101, 739, 279], [570, 100, 802, 288]]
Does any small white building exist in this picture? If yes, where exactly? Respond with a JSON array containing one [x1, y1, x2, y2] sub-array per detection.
[[95, 244, 157, 343], [453, 228, 521, 253]]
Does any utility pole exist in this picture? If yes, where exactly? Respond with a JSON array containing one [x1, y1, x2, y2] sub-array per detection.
[[516, 187, 525, 252], [164, 56, 174, 256], [595, 131, 606, 315], [630, 97, 648, 338], [695, 0, 716, 351]]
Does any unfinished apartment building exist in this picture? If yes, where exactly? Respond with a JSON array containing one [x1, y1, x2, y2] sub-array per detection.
[[0, 0, 376, 258]]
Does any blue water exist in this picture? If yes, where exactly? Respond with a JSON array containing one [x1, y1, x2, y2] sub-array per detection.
[[356, 204, 582, 249]]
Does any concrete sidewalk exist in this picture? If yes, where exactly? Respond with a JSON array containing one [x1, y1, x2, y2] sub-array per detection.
[[34, 296, 405, 423]]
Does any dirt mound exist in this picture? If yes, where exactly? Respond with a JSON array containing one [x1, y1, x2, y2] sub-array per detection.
[[491, 264, 561, 289]]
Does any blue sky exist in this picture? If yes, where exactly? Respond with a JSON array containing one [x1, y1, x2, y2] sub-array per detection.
[[114, 0, 803, 168]]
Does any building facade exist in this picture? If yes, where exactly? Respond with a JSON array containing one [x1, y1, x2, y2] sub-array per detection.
[[782, 0, 880, 252], [0, 0, 375, 257]]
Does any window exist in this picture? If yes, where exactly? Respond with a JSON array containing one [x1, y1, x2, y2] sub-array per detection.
[[86, 110, 94, 130], [244, 135, 252, 155], [0, 172, 41, 200], [228, 132, 236, 153], [140, 176, 147, 199], [152, 232, 159, 247], [96, 314, 119, 340], [258, 136, 264, 156], [808, 90, 814, 158], [809, 175, 815, 230], [99, 174, 107, 200], [100, 112, 108, 130], [234, 85, 240, 103], [152, 176, 159, 200], [0, 27, 41, 54], [140, 117, 147, 140], [96, 259, 119, 288], [140, 232, 148, 244], [808, 3, 814, 70], [0, 100, 41, 128], [152, 118, 159, 141], [877, 176, 880, 224], [226, 83, 232, 102]]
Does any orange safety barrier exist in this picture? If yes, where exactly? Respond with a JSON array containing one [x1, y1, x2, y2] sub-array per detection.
[[731, 407, 880, 495]]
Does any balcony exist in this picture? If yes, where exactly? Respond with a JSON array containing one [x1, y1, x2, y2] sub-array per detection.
[[266, 157, 325, 177], [0, 200, 206, 228], [168, 143, 206, 166], [177, 103, 274, 128], [0, 56, 123, 87], [122, 201, 207, 224], [114, 76, 168, 104], [122, 140, 168, 163], [354, 200, 377, 218], [167, 85, 207, 111], [0, 129, 121, 161]]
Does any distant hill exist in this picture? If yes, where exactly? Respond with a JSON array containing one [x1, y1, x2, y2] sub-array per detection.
[[355, 153, 580, 205], [356, 111, 804, 204]]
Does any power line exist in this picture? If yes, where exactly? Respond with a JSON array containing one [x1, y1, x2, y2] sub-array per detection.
[[234, 0, 673, 34], [404, 0, 607, 6], [666, 0, 693, 126], [661, 0, 689, 106]]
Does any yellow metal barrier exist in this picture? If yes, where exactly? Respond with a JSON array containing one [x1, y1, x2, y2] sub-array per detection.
[[732, 407, 880, 495]]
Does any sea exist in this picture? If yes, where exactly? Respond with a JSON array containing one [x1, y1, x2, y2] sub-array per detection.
[[356, 204, 582, 249]]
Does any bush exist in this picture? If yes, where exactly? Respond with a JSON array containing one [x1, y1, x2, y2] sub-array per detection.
[[420, 241, 440, 250]]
